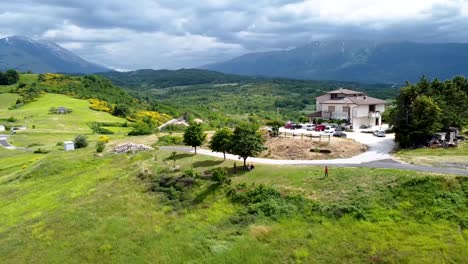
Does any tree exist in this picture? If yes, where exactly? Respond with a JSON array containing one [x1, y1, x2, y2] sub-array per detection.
[[267, 120, 283, 137], [390, 84, 442, 148], [209, 127, 233, 160], [5, 69, 19, 84], [230, 122, 265, 169], [183, 122, 206, 154], [169, 151, 177, 167], [112, 104, 130, 117]]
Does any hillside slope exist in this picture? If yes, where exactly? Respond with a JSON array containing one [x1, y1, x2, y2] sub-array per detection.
[[203, 40, 468, 84], [0, 36, 111, 74]]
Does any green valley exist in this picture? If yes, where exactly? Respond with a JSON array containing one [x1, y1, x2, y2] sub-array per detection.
[[1, 74, 468, 263]]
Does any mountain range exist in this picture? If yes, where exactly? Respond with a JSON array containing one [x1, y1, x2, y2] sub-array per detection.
[[0, 36, 111, 74], [202, 40, 468, 84]]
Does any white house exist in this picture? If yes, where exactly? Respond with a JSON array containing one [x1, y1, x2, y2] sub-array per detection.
[[309, 88, 386, 128], [0, 125, 5, 132], [63, 141, 75, 151]]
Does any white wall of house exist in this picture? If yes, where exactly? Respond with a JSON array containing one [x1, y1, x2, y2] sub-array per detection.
[[375, 104, 385, 112], [315, 94, 330, 112], [353, 105, 370, 117]]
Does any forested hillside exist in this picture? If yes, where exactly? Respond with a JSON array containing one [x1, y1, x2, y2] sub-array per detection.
[[100, 69, 399, 127]]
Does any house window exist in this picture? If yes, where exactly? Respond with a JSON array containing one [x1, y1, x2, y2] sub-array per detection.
[[369, 105, 376, 112], [328, 106, 335, 112]]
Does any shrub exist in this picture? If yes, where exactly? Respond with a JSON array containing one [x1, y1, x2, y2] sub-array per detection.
[[74, 135, 88, 149], [212, 168, 231, 185], [128, 121, 154, 136], [33, 148, 50, 154], [156, 135, 184, 145], [96, 141, 106, 153], [99, 135, 110, 143], [6, 116, 17, 122]]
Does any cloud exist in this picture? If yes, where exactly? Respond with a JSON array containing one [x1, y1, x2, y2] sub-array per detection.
[[1, 0, 468, 69]]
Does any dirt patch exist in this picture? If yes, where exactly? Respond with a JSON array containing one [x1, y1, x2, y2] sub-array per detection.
[[259, 136, 366, 160]]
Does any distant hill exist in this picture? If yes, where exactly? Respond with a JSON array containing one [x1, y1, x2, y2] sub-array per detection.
[[202, 40, 468, 84], [0, 36, 111, 74], [99, 69, 255, 90]]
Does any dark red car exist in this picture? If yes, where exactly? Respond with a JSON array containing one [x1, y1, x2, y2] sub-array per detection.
[[315, 125, 326, 131]]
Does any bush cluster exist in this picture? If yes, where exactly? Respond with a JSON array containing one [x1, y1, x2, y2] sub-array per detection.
[[156, 135, 184, 145]]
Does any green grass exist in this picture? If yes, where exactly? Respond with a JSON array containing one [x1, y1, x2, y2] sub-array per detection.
[[1, 93, 467, 263], [0, 93, 126, 131], [396, 142, 468, 166], [0, 93, 129, 148], [0, 93, 19, 110], [1, 147, 466, 263]]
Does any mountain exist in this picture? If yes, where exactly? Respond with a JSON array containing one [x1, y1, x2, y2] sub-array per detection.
[[0, 36, 111, 74], [202, 40, 468, 84]]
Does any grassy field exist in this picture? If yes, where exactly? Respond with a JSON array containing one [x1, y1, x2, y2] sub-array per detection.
[[0, 145, 467, 263], [396, 141, 468, 167], [0, 93, 131, 149], [1, 92, 467, 263]]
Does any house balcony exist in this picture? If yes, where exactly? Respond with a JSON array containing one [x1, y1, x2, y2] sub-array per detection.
[[369, 111, 381, 118], [321, 111, 349, 120]]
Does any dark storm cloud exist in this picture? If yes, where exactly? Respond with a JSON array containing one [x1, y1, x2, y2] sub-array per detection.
[[1, 0, 468, 70]]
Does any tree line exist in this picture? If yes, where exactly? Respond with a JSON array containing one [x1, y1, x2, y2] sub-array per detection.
[[389, 76, 468, 148], [183, 122, 265, 168], [0, 69, 19, 85]]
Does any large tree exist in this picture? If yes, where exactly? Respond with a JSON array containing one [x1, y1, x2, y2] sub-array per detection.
[[389, 76, 468, 148], [230, 122, 265, 169], [209, 127, 233, 160], [183, 122, 206, 154]]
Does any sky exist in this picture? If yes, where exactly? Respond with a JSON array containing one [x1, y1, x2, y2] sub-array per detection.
[[1, 0, 468, 70]]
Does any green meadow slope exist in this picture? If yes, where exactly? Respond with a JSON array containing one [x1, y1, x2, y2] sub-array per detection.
[[0, 93, 131, 150], [1, 86, 467, 263], [0, 146, 467, 263]]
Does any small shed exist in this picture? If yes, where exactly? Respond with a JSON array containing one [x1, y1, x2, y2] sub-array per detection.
[[64, 141, 75, 151]]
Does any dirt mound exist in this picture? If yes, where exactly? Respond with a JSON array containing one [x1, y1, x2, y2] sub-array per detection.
[[259, 137, 366, 160]]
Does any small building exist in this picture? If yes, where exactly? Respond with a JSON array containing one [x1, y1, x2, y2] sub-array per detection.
[[64, 141, 75, 151], [0, 125, 5, 132]]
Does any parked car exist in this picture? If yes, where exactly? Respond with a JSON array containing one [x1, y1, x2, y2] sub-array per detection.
[[315, 125, 326, 131], [306, 124, 315, 131], [373, 130, 386, 137], [333, 131, 347, 138], [292, 124, 303, 130], [324, 126, 336, 134]]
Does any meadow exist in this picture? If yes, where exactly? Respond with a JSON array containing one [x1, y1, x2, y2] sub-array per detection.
[[0, 146, 467, 263], [0, 93, 131, 149], [396, 141, 468, 167], [1, 92, 467, 263]]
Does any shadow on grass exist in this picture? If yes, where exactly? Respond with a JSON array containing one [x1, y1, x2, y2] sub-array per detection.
[[174, 153, 193, 159], [193, 183, 220, 204], [192, 160, 224, 168]]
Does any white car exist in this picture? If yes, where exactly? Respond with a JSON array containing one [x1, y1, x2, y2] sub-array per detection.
[[324, 126, 336, 134], [373, 130, 386, 137]]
